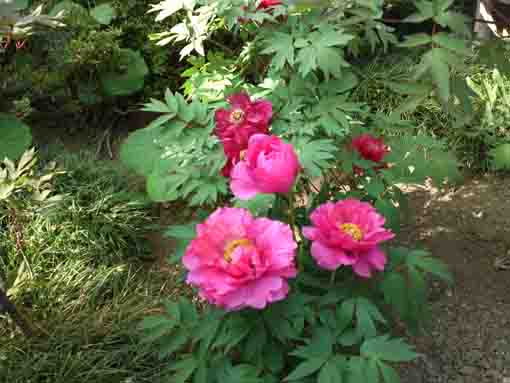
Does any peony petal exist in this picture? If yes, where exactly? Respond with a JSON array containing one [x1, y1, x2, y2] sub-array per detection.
[[231, 162, 260, 200], [227, 92, 251, 109], [247, 100, 273, 125], [310, 241, 349, 270], [366, 247, 387, 271], [302, 226, 319, 240], [352, 258, 373, 278]]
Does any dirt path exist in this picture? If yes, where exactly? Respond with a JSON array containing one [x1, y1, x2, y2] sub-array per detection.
[[400, 176, 510, 383]]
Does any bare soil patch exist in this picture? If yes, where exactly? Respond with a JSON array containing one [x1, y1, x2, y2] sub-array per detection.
[[400, 175, 510, 383]]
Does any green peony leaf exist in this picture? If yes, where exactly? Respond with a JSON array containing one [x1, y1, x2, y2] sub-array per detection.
[[100, 49, 149, 97], [318, 356, 345, 383], [90, 3, 116, 25], [0, 113, 32, 161], [361, 335, 419, 362], [490, 143, 510, 170], [284, 358, 326, 381], [234, 194, 275, 216], [119, 125, 166, 176]]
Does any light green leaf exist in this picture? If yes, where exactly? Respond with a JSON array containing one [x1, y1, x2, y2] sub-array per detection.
[[262, 32, 294, 70], [432, 33, 471, 55], [490, 143, 510, 170], [119, 125, 166, 176], [361, 335, 419, 362], [427, 48, 450, 102], [0, 113, 32, 161], [90, 3, 116, 25], [398, 33, 432, 48], [383, 81, 432, 96], [234, 194, 275, 216], [164, 224, 196, 240]]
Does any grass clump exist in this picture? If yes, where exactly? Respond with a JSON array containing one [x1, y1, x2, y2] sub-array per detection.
[[0, 149, 175, 383]]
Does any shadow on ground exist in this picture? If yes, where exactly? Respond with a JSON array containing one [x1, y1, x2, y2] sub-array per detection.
[[399, 175, 510, 383]]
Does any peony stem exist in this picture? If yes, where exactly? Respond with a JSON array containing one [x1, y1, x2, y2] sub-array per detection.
[[330, 270, 337, 286], [286, 189, 302, 271]]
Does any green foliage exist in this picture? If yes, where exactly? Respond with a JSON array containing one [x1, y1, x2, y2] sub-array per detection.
[[90, 3, 116, 25], [124, 1, 468, 382], [490, 143, 510, 170], [0, 114, 32, 161], [121, 90, 226, 206], [100, 48, 149, 97], [140, 245, 450, 382]]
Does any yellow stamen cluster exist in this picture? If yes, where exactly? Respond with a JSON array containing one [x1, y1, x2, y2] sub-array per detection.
[[231, 109, 245, 122], [339, 223, 363, 241], [224, 239, 253, 262]]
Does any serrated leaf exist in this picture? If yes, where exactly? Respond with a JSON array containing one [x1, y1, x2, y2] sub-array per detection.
[[293, 138, 336, 177], [284, 358, 326, 381], [262, 32, 295, 70], [234, 194, 275, 216]]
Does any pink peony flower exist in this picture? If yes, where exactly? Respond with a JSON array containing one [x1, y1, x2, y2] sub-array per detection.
[[215, 93, 272, 177], [258, 0, 282, 9], [183, 207, 298, 311], [230, 134, 300, 200], [303, 199, 395, 278]]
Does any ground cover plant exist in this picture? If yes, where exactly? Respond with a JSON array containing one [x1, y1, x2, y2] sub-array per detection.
[[0, 149, 176, 383]]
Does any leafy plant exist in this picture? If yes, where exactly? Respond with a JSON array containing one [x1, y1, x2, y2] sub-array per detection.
[[119, 2, 472, 381]]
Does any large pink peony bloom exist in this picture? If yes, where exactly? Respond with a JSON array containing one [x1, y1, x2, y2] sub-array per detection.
[[303, 199, 395, 278], [215, 93, 272, 177], [230, 134, 300, 200], [183, 207, 298, 311]]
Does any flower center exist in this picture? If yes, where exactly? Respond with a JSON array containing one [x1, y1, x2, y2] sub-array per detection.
[[231, 109, 245, 123], [339, 223, 363, 241], [224, 239, 253, 262], [239, 150, 247, 160]]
